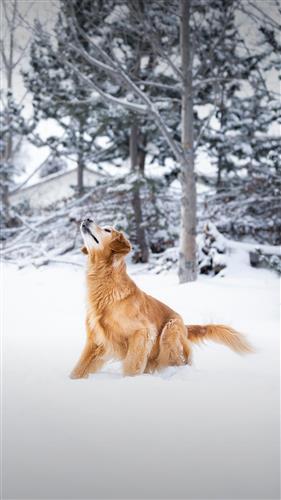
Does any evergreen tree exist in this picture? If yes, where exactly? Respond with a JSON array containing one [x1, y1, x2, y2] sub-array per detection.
[[24, 12, 107, 196], [0, 91, 27, 226], [0, 0, 33, 226], [55, 0, 180, 262], [192, 0, 280, 243], [193, 0, 280, 189], [96, 0, 180, 169]]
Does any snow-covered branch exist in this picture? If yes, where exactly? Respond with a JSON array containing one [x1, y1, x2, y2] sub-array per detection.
[[64, 60, 148, 115]]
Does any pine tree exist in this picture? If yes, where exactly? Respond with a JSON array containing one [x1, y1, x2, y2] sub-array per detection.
[[54, 0, 180, 262], [24, 12, 106, 196], [98, 0, 180, 168], [193, 0, 280, 243], [0, 91, 27, 226], [192, 0, 280, 191], [0, 0, 33, 225]]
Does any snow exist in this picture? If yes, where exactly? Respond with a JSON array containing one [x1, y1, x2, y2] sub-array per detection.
[[2, 242, 280, 500]]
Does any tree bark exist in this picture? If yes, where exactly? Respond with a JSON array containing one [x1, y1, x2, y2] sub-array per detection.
[[216, 87, 225, 189], [77, 157, 84, 196], [178, 0, 197, 283], [77, 118, 85, 196], [130, 118, 149, 263], [1, 0, 17, 222], [138, 132, 147, 174], [128, 2, 149, 263]]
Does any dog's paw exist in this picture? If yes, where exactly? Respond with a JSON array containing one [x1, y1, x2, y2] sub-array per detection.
[[123, 362, 145, 377], [69, 370, 89, 379]]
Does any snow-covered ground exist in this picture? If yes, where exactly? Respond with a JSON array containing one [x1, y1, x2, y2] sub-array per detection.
[[2, 242, 280, 500]]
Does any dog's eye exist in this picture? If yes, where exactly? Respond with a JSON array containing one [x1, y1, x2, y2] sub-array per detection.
[[104, 228, 111, 233]]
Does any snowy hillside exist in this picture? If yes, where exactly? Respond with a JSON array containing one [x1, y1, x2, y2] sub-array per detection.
[[2, 241, 280, 500]]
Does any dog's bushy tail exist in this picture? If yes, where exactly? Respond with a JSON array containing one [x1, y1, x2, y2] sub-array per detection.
[[186, 324, 254, 354]]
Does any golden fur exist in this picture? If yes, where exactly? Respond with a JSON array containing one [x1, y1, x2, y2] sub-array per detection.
[[70, 222, 253, 378]]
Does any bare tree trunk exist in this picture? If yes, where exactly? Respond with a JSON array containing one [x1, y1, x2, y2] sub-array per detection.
[[128, 1, 149, 263], [77, 157, 84, 196], [138, 132, 147, 174], [178, 0, 197, 283], [1, 0, 17, 222], [216, 87, 225, 189], [77, 118, 85, 196], [130, 119, 149, 263], [2, 101, 13, 221], [217, 157, 222, 187]]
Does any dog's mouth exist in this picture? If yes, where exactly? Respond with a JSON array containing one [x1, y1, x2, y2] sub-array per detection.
[[81, 220, 99, 244]]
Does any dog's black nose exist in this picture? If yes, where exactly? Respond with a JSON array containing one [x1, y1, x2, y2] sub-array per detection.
[[82, 218, 93, 227]]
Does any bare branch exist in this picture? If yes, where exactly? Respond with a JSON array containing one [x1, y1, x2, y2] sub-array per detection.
[[0, 40, 9, 69], [11, 153, 53, 193], [65, 21, 183, 163], [12, 36, 32, 69], [244, 1, 281, 30], [68, 42, 119, 79], [194, 83, 220, 150], [194, 77, 243, 87], [65, 60, 148, 114], [135, 80, 181, 92]]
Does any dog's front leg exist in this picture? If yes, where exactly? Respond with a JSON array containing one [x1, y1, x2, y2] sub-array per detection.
[[123, 329, 152, 376], [70, 341, 105, 379]]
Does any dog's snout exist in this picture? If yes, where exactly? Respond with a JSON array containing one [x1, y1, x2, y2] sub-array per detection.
[[82, 218, 93, 227]]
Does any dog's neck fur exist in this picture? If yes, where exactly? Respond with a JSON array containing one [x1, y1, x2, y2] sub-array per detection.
[[86, 256, 136, 313]]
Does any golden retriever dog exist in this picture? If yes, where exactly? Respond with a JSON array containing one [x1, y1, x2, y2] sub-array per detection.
[[70, 219, 253, 378]]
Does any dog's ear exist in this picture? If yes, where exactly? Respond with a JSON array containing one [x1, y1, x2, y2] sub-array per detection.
[[80, 245, 88, 255], [109, 232, 131, 255]]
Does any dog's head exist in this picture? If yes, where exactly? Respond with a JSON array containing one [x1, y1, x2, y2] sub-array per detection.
[[80, 218, 131, 263]]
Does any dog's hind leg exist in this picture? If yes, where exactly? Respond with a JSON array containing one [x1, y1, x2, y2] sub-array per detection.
[[157, 318, 192, 369], [123, 329, 154, 376]]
